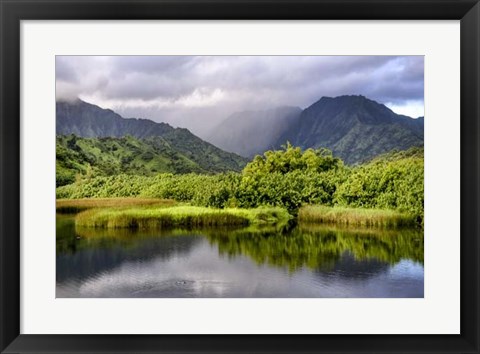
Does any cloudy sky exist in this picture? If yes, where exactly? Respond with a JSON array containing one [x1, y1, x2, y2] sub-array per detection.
[[56, 56, 424, 137]]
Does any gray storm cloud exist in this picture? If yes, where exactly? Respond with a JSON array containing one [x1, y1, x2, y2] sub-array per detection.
[[56, 56, 424, 137]]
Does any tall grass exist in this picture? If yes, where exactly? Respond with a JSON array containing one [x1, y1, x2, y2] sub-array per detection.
[[298, 205, 416, 228], [75, 206, 291, 229], [56, 198, 175, 213]]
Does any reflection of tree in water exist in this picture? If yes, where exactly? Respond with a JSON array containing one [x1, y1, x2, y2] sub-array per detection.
[[56, 215, 423, 282], [204, 224, 423, 273]]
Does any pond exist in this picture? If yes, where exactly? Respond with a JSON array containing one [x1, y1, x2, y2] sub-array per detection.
[[56, 214, 424, 298]]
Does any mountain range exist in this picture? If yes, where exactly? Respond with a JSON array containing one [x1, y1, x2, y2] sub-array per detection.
[[56, 95, 424, 185], [207, 95, 423, 164], [56, 100, 247, 186]]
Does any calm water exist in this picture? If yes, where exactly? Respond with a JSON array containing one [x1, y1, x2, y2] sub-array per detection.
[[56, 215, 424, 298]]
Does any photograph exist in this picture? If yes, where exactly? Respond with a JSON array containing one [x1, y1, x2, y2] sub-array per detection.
[[55, 55, 424, 298], [3, 0, 478, 351]]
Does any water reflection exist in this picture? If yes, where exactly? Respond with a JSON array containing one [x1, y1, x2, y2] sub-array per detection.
[[56, 215, 424, 298], [207, 224, 423, 272]]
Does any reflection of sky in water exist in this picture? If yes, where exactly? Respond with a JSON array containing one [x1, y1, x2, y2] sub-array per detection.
[[57, 236, 424, 298]]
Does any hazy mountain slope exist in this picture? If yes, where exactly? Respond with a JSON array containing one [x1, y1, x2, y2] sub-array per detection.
[[56, 99, 173, 138], [207, 107, 302, 157], [56, 100, 246, 167], [276, 95, 424, 164], [56, 99, 248, 186], [56, 135, 247, 187]]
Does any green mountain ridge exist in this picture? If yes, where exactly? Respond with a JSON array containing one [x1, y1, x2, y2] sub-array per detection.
[[275, 95, 423, 164], [56, 134, 247, 187], [56, 100, 248, 186], [56, 99, 247, 169]]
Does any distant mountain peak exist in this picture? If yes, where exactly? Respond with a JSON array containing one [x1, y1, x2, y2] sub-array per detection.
[[315, 94, 369, 103], [276, 94, 424, 164]]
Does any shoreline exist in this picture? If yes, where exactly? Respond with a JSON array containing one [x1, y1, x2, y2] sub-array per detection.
[[57, 198, 420, 230]]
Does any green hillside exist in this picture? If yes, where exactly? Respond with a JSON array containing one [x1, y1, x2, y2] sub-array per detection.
[[56, 135, 247, 187]]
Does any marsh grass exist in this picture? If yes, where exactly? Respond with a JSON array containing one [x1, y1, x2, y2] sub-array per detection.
[[75, 206, 291, 229], [298, 205, 416, 228], [56, 198, 175, 213]]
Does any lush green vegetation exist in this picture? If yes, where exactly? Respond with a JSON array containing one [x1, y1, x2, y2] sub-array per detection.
[[57, 145, 424, 227], [75, 206, 291, 229], [56, 172, 243, 207], [334, 147, 424, 223], [298, 205, 416, 228], [56, 134, 247, 187], [57, 144, 347, 211]]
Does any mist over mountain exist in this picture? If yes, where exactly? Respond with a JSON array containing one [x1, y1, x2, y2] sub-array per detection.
[[202, 95, 423, 164], [207, 106, 302, 157]]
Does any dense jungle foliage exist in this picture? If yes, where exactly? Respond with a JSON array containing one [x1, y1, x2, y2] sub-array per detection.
[[57, 145, 424, 224]]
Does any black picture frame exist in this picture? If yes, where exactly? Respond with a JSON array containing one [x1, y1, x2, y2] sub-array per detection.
[[1, 0, 479, 353]]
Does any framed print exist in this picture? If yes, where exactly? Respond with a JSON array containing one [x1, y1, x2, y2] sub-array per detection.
[[1, 0, 479, 353]]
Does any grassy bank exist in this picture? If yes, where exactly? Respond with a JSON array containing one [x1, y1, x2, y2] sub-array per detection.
[[75, 206, 291, 229], [59, 198, 418, 230], [56, 198, 175, 213], [298, 205, 417, 228]]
